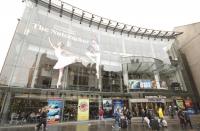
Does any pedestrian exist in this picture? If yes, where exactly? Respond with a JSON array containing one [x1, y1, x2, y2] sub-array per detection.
[[158, 107, 164, 124], [177, 108, 186, 129], [35, 106, 49, 131], [125, 109, 132, 124], [141, 108, 146, 124], [184, 110, 193, 129], [169, 106, 175, 119], [147, 108, 157, 128], [98, 107, 104, 120], [112, 108, 121, 129]]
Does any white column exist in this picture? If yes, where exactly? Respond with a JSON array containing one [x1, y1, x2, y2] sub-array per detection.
[[31, 52, 42, 88], [123, 64, 129, 92], [154, 71, 161, 89], [63, 67, 68, 89], [0, 92, 11, 124]]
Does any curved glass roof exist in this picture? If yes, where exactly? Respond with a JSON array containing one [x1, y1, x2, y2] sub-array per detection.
[[30, 0, 183, 40], [121, 56, 176, 74]]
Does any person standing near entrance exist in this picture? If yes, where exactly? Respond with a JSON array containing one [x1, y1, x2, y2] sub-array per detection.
[[98, 107, 104, 120]]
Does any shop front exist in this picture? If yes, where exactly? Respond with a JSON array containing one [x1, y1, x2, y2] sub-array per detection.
[[129, 96, 172, 117], [0, 0, 196, 126]]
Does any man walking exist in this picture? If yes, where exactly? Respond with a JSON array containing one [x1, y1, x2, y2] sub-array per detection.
[[184, 110, 193, 129], [177, 108, 186, 129], [35, 106, 49, 131]]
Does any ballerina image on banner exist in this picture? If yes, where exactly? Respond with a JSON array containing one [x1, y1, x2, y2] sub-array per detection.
[[49, 37, 80, 89], [85, 36, 101, 79]]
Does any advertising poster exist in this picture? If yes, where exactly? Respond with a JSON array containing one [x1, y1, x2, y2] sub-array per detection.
[[152, 80, 157, 89], [128, 80, 140, 89], [77, 99, 89, 121], [184, 99, 195, 114], [129, 80, 152, 89], [47, 99, 63, 124], [184, 100, 193, 108], [140, 80, 152, 89], [160, 81, 168, 90], [103, 99, 112, 118], [113, 100, 124, 113], [176, 99, 185, 109]]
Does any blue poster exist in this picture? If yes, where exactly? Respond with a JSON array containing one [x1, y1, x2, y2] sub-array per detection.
[[140, 80, 152, 89], [47, 99, 63, 124], [129, 79, 152, 89], [113, 100, 124, 113]]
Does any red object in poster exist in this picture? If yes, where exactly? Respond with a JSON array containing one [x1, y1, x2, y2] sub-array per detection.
[[77, 99, 89, 121], [185, 100, 193, 108], [79, 102, 89, 112]]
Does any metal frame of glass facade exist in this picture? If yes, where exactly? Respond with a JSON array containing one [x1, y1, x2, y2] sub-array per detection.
[[0, 0, 196, 125]]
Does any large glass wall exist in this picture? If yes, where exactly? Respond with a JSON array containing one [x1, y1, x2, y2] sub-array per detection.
[[0, 1, 173, 91], [0, 0, 197, 126], [0, 90, 5, 118], [1, 89, 101, 124]]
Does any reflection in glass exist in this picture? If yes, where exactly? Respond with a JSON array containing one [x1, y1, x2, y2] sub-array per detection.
[[76, 124, 89, 131]]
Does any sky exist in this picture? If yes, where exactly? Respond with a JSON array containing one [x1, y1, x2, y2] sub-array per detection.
[[0, 0, 200, 72]]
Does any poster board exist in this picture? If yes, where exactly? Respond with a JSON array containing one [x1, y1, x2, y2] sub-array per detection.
[[47, 99, 63, 124], [176, 99, 185, 109], [77, 99, 89, 121], [103, 99, 112, 118], [113, 100, 124, 113]]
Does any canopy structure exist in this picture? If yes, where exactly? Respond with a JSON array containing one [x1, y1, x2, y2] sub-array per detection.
[[121, 56, 177, 74], [30, 0, 183, 40]]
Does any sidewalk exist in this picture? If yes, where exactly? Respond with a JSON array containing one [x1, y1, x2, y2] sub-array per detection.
[[132, 114, 200, 123], [1, 114, 200, 129]]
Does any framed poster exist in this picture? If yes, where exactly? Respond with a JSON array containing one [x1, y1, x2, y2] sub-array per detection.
[[176, 99, 185, 109], [103, 99, 112, 118], [77, 99, 89, 121], [113, 100, 124, 113], [47, 99, 63, 124]]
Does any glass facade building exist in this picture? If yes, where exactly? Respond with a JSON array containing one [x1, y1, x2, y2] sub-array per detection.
[[0, 0, 196, 124]]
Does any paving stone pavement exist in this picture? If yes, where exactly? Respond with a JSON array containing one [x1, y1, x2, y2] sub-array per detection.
[[0, 115, 200, 131]]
